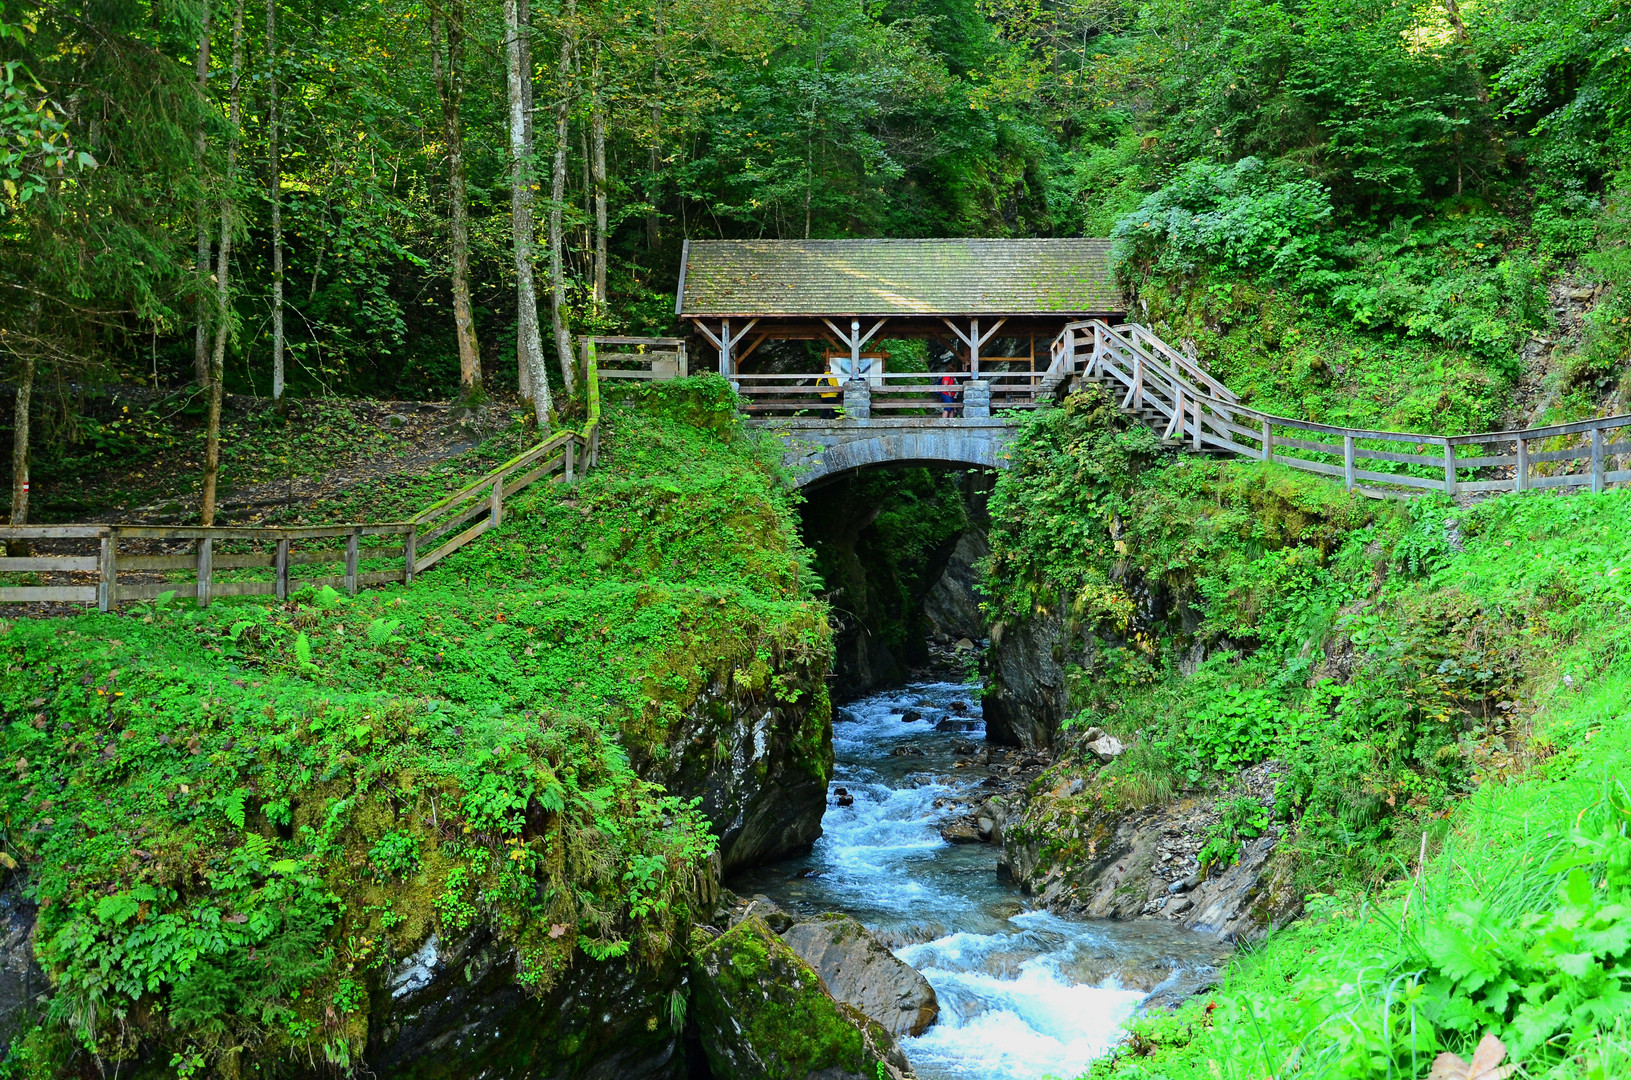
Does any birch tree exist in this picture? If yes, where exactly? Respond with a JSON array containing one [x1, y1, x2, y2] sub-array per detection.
[[266, 0, 284, 402], [201, 0, 245, 527], [505, 0, 551, 427], [547, 0, 578, 393], [432, 0, 482, 396]]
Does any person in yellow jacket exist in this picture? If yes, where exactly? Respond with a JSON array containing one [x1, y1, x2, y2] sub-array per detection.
[[817, 370, 841, 418]]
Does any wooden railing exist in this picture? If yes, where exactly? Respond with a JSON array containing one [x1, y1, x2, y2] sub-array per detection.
[[734, 371, 977, 416], [0, 351, 603, 611], [1052, 320, 1631, 498]]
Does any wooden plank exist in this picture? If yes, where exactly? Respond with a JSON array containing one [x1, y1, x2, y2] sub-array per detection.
[[276, 539, 290, 600], [1270, 455, 1346, 479], [1526, 445, 1595, 464], [0, 525, 108, 539], [415, 516, 492, 573], [413, 433, 573, 522], [98, 534, 116, 612], [1516, 438, 1529, 492], [196, 539, 212, 609], [403, 527, 416, 585], [0, 586, 97, 602], [502, 457, 562, 497], [1447, 453, 1517, 468], [1593, 428, 1606, 493], [418, 498, 492, 548], [122, 552, 278, 571], [1351, 467, 1446, 491], [357, 570, 404, 587], [210, 580, 279, 598], [0, 556, 98, 572], [1531, 471, 1594, 490], [1459, 478, 1517, 491], [345, 530, 360, 595]]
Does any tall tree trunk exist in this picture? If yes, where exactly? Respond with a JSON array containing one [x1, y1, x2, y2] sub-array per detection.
[[433, 1, 481, 396], [266, 0, 284, 402], [202, 0, 245, 527], [647, 101, 660, 250], [548, 0, 578, 395], [193, 2, 213, 386], [8, 352, 33, 539], [591, 52, 607, 309], [505, 0, 552, 426]]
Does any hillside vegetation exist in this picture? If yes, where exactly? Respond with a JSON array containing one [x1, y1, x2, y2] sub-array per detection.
[[980, 390, 1631, 1077], [0, 380, 829, 1074]]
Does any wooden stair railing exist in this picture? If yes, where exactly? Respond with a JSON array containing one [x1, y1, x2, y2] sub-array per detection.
[[1049, 319, 1631, 499], [0, 347, 603, 611]]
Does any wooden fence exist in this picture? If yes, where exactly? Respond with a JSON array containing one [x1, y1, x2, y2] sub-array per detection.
[[1048, 320, 1631, 498], [0, 351, 603, 611]]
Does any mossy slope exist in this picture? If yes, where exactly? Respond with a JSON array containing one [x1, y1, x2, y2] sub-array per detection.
[[0, 377, 831, 1076]]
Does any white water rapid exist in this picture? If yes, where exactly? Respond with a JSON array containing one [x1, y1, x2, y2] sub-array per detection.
[[731, 680, 1227, 1080]]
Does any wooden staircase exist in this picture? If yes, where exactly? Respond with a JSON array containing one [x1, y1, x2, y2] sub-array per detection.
[[1041, 319, 1631, 497]]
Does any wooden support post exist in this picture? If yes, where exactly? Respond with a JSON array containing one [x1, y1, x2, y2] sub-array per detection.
[[97, 532, 116, 612], [1262, 419, 1273, 462], [1515, 437, 1529, 492], [490, 478, 503, 527], [719, 317, 731, 376], [1592, 426, 1606, 493], [564, 438, 576, 484], [275, 538, 290, 599], [969, 318, 980, 377], [196, 538, 213, 608], [1192, 396, 1202, 451], [590, 425, 600, 466], [1132, 355, 1144, 409], [345, 529, 360, 595], [403, 526, 417, 584], [1343, 435, 1356, 492], [1165, 385, 1183, 440], [1443, 440, 1457, 496]]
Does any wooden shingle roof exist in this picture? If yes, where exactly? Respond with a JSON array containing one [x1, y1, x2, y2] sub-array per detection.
[[676, 238, 1122, 317]]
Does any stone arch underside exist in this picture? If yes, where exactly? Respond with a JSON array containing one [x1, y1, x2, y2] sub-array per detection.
[[788, 429, 1011, 488]]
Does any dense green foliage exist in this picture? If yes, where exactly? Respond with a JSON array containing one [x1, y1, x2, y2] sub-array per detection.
[[0, 379, 829, 1073], [983, 388, 1631, 1075], [1081, 497, 1631, 1080]]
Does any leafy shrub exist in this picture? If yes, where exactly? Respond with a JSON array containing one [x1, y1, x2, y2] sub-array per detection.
[[1196, 797, 1271, 871], [1113, 158, 1338, 287]]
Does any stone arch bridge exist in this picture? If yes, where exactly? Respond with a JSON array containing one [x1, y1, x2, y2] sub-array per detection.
[[761, 416, 1016, 489]]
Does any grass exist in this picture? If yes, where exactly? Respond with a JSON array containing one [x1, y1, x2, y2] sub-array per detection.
[[0, 376, 831, 1076]]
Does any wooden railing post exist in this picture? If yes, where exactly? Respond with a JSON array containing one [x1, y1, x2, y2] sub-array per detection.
[[1442, 440, 1457, 496], [564, 439, 576, 484], [1261, 419, 1273, 462], [1515, 437, 1529, 492], [1592, 426, 1606, 493], [1167, 385, 1183, 440], [345, 528, 360, 595], [196, 537, 213, 608], [1191, 396, 1202, 450], [97, 530, 116, 612], [275, 538, 290, 599], [404, 526, 417, 584], [490, 478, 503, 527], [1343, 435, 1356, 492]]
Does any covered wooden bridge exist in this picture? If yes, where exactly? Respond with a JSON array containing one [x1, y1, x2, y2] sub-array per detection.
[[675, 238, 1123, 416]]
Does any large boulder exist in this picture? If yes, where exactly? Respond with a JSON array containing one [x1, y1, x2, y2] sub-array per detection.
[[781, 914, 939, 1038], [689, 917, 914, 1080], [366, 927, 688, 1078], [0, 875, 47, 1054], [923, 527, 989, 642]]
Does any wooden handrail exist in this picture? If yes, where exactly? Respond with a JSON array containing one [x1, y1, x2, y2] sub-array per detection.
[[1, 346, 606, 611]]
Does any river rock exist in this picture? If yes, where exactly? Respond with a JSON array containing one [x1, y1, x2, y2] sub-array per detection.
[[0, 876, 47, 1054], [981, 609, 1078, 748], [997, 762, 1301, 942], [690, 916, 915, 1079], [940, 818, 981, 844], [637, 650, 832, 871], [923, 527, 989, 642], [1085, 733, 1125, 763], [781, 914, 940, 1037], [366, 925, 689, 1078]]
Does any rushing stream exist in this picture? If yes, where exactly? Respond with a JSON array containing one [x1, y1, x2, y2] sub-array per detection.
[[732, 680, 1229, 1080]]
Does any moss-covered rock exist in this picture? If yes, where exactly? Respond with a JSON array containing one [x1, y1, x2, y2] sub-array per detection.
[[688, 917, 913, 1080]]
